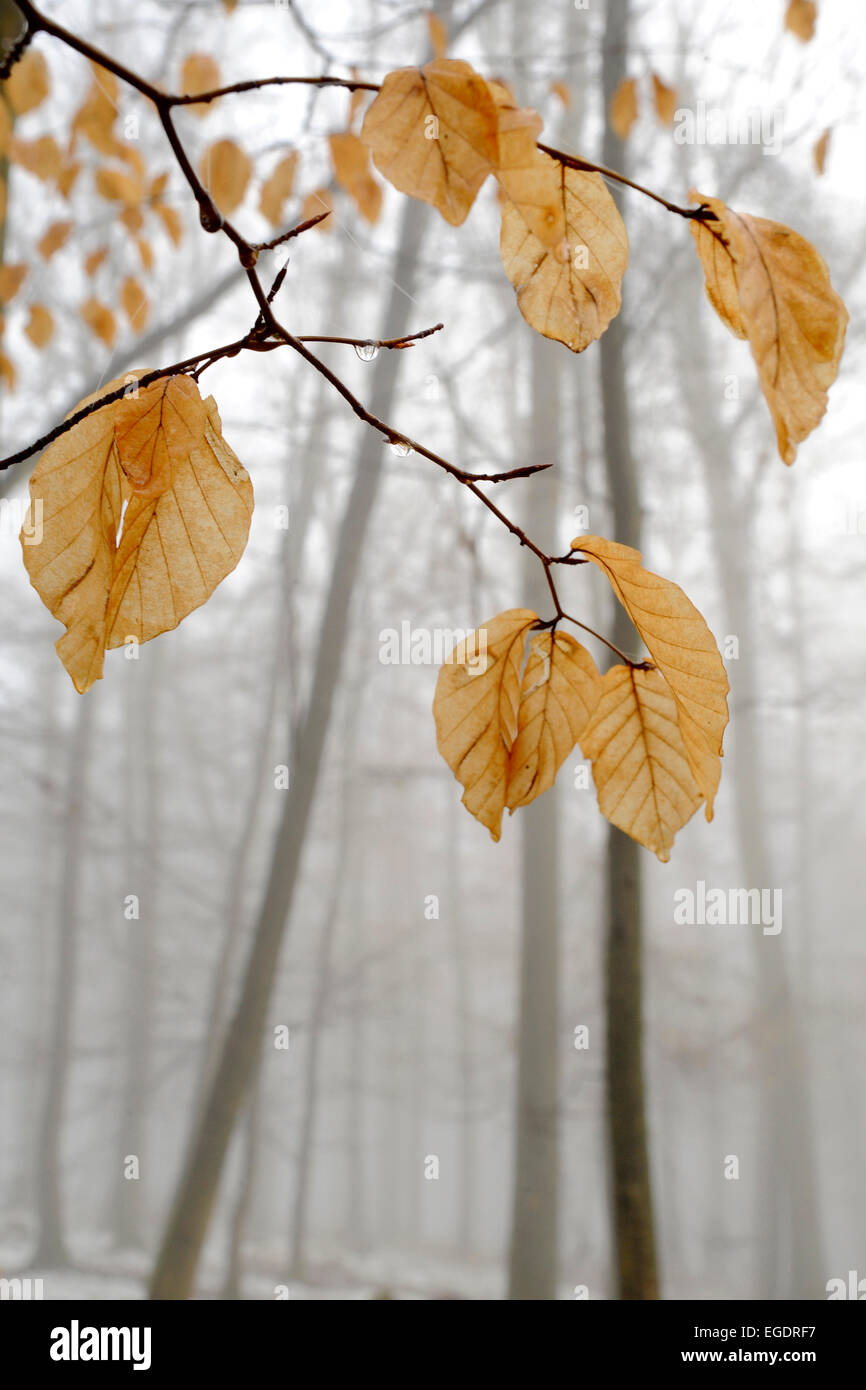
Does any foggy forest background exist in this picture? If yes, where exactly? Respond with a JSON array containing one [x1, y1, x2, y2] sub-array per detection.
[[0, 0, 864, 1300]]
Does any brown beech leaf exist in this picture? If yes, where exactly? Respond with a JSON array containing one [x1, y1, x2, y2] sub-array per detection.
[[259, 151, 298, 226], [329, 132, 382, 224], [500, 157, 628, 352], [57, 159, 81, 199], [180, 53, 220, 115], [199, 138, 251, 214], [22, 373, 253, 693], [154, 203, 183, 246], [506, 630, 600, 811], [83, 246, 108, 277], [427, 13, 448, 59], [299, 188, 334, 229], [785, 0, 817, 41], [689, 191, 848, 464], [136, 237, 154, 272], [490, 87, 565, 248], [95, 165, 143, 205], [580, 665, 702, 862], [80, 297, 116, 347], [609, 76, 638, 139], [651, 73, 677, 125], [0, 351, 15, 389], [71, 78, 120, 156], [361, 59, 500, 226], [38, 220, 73, 260], [434, 609, 538, 840], [25, 303, 55, 349], [570, 534, 729, 817], [551, 81, 571, 107], [121, 276, 150, 331], [4, 50, 50, 115], [813, 128, 831, 175], [0, 264, 28, 302], [8, 135, 62, 181]]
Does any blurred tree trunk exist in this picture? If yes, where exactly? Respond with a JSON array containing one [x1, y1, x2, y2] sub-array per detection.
[[222, 1076, 262, 1300], [147, 197, 427, 1300], [33, 694, 94, 1267], [444, 785, 475, 1253], [287, 690, 360, 1277], [109, 649, 160, 1248], [599, 0, 659, 1301], [675, 280, 823, 1298], [507, 333, 561, 1300]]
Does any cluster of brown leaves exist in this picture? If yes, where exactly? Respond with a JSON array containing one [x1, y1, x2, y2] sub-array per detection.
[[360, 58, 630, 355], [21, 373, 253, 693], [360, 57, 847, 458], [608, 71, 678, 139], [433, 536, 729, 861], [0, 52, 179, 372]]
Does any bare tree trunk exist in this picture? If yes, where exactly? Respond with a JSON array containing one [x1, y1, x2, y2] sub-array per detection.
[[221, 1077, 262, 1300], [443, 786, 475, 1253], [287, 689, 360, 1277], [507, 333, 561, 1300], [598, 0, 658, 1302], [32, 693, 94, 1267], [147, 197, 427, 1300], [109, 650, 160, 1248], [674, 277, 824, 1298]]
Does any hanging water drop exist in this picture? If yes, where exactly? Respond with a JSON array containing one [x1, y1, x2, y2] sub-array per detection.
[[355, 340, 379, 362], [389, 438, 413, 457]]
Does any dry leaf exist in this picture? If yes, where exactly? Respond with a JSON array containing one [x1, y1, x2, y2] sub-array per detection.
[[551, 81, 571, 107], [8, 135, 62, 181], [57, 159, 81, 198], [491, 87, 565, 248], [688, 199, 745, 338], [570, 534, 729, 816], [81, 297, 116, 347], [0, 351, 15, 389], [361, 59, 500, 226], [609, 76, 638, 139], [120, 206, 144, 235], [154, 202, 183, 246], [0, 264, 28, 302], [95, 166, 143, 204], [22, 372, 254, 692], [785, 0, 817, 41], [0, 101, 11, 157], [5, 50, 50, 115], [427, 13, 448, 59], [434, 609, 538, 839], [690, 191, 848, 463], [651, 73, 677, 125], [38, 220, 73, 260], [580, 665, 702, 861], [25, 303, 55, 349], [72, 79, 120, 156], [500, 157, 628, 352], [121, 276, 150, 331], [300, 188, 333, 229], [506, 631, 600, 810], [329, 132, 382, 223], [199, 138, 251, 214], [180, 53, 220, 115], [259, 151, 298, 226], [813, 128, 831, 175], [84, 246, 108, 277], [137, 237, 154, 271]]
